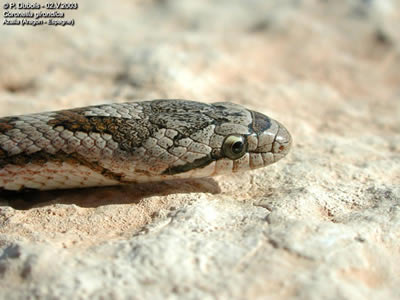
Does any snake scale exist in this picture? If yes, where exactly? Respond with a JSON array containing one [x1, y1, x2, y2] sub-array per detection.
[[0, 99, 291, 191]]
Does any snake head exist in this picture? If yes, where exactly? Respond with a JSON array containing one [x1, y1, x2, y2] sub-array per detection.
[[209, 103, 292, 176], [246, 111, 292, 167], [158, 101, 292, 179]]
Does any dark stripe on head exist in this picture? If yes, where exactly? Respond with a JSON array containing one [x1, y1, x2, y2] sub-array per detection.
[[250, 111, 271, 134], [162, 155, 214, 175]]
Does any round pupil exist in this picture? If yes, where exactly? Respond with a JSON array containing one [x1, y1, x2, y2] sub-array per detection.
[[232, 141, 243, 153]]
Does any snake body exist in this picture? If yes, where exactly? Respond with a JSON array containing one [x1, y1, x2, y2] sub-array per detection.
[[0, 99, 291, 191]]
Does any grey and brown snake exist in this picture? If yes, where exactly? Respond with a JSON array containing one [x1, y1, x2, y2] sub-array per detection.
[[0, 99, 292, 191]]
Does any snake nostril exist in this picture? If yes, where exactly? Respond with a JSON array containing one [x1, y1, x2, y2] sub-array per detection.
[[279, 145, 284, 151]]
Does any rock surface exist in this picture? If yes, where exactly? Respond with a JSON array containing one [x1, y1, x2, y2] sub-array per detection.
[[0, 0, 399, 299]]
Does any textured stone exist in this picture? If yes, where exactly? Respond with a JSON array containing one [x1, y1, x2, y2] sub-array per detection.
[[0, 0, 399, 299]]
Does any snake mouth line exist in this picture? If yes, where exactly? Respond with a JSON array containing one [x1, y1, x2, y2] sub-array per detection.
[[162, 154, 214, 175]]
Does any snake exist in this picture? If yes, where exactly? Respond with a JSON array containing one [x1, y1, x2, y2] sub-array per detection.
[[0, 99, 292, 191]]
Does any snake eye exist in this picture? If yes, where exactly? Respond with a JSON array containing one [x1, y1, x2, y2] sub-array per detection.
[[222, 135, 247, 160]]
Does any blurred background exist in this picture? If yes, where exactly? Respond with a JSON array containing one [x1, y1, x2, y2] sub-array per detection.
[[1, 0, 399, 115]]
